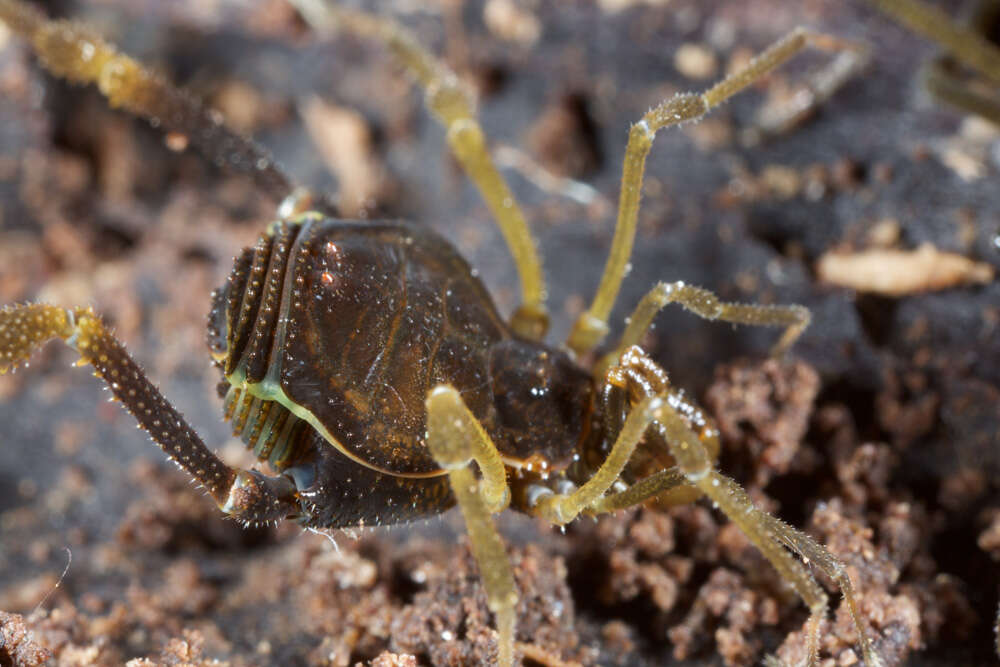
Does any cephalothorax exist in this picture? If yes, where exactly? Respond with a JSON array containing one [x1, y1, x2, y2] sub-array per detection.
[[0, 1, 898, 665]]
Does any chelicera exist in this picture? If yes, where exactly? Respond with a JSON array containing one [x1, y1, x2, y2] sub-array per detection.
[[0, 2, 893, 665]]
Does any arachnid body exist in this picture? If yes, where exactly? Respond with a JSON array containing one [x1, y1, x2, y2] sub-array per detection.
[[0, 2, 873, 665], [5, 1, 999, 666]]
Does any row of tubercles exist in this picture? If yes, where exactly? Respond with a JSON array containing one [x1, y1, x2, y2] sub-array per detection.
[[225, 234, 272, 377], [223, 384, 305, 467], [241, 223, 297, 383]]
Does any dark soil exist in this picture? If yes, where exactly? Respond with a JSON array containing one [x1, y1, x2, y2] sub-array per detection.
[[2, 1, 999, 665]]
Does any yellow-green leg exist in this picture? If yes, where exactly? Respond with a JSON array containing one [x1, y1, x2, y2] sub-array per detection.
[[425, 385, 517, 667], [293, 1, 548, 340], [868, 0, 1000, 85], [754, 38, 870, 137], [532, 349, 880, 667], [871, 0, 1000, 124], [567, 28, 865, 356], [596, 281, 810, 377], [0, 0, 296, 203]]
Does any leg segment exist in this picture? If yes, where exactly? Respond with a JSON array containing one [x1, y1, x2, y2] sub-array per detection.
[[0, 303, 298, 525], [0, 0, 295, 203], [869, 0, 1000, 86], [292, 1, 548, 340], [756, 511, 879, 666], [585, 466, 689, 514], [425, 385, 517, 667], [567, 28, 862, 356], [753, 42, 870, 138], [598, 348, 719, 506], [600, 281, 810, 375], [532, 393, 663, 526], [920, 0, 1000, 125], [532, 348, 880, 666], [924, 54, 1000, 125]]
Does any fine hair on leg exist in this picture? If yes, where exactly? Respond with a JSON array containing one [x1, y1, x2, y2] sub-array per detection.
[[601, 281, 810, 375], [0, 0, 298, 203], [425, 385, 517, 667], [567, 27, 867, 356], [0, 303, 300, 525], [530, 347, 881, 666]]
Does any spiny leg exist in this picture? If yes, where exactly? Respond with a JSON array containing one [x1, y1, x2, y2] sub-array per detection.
[[425, 385, 517, 667], [531, 393, 664, 527], [0, 0, 296, 204], [0, 303, 299, 525], [530, 349, 718, 520], [291, 1, 548, 340], [756, 511, 879, 666], [567, 27, 863, 356], [584, 466, 688, 514], [532, 350, 880, 666], [597, 281, 810, 377]]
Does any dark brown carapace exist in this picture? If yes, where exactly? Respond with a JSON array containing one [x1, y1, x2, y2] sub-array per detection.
[[206, 216, 594, 529], [0, 1, 910, 665]]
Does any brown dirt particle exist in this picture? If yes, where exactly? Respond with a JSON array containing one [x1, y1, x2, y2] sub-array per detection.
[[0, 611, 52, 666], [390, 544, 587, 666], [365, 652, 417, 667], [124, 629, 226, 667], [704, 357, 820, 486], [526, 94, 602, 180], [978, 508, 1000, 561]]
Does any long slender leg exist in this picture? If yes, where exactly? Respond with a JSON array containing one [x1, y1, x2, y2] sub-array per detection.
[[0, 0, 296, 204], [0, 303, 299, 525], [918, 0, 1000, 125], [924, 55, 1000, 125], [868, 0, 1000, 85], [585, 466, 689, 514], [599, 281, 810, 376], [425, 385, 517, 667], [531, 351, 880, 667], [756, 511, 877, 666], [581, 472, 872, 665], [292, 1, 548, 340], [754, 43, 870, 138], [567, 28, 864, 356]]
